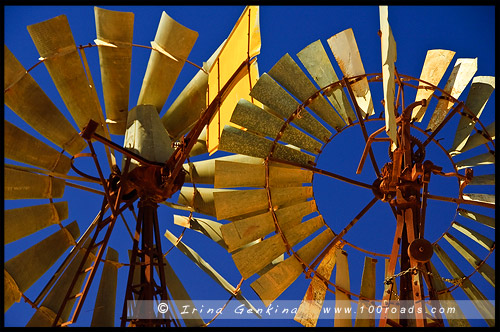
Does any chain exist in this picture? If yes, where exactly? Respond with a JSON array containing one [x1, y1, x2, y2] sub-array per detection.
[[385, 267, 466, 286]]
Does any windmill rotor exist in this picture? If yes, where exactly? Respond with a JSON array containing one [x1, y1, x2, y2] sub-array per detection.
[[4, 5, 494, 328]]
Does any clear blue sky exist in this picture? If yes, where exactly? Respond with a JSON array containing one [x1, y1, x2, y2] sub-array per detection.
[[4, 5, 495, 327]]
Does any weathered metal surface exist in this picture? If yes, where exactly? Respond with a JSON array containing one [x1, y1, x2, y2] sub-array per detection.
[[215, 160, 312, 188], [457, 208, 494, 229], [26, 240, 95, 326], [230, 99, 323, 154], [450, 76, 495, 155], [428, 262, 470, 327], [468, 174, 495, 186], [354, 256, 377, 327], [268, 53, 345, 131], [91, 247, 119, 327], [27, 15, 104, 134], [411, 49, 455, 122], [454, 152, 495, 170], [384, 259, 399, 324], [173, 214, 227, 250], [5, 120, 71, 174], [251, 228, 335, 307], [297, 39, 355, 124], [189, 126, 208, 157], [443, 232, 494, 287], [462, 193, 495, 206], [5, 202, 68, 244], [334, 249, 352, 327], [458, 121, 495, 154], [427, 58, 478, 132], [94, 7, 134, 135], [433, 243, 495, 326], [249, 74, 332, 142], [4, 221, 79, 313], [221, 200, 317, 252], [379, 6, 398, 146], [136, 11, 197, 112], [4, 46, 85, 156], [294, 244, 342, 327], [327, 28, 374, 117], [451, 221, 494, 250], [164, 230, 261, 317], [214, 186, 313, 220], [177, 187, 232, 218], [232, 216, 325, 279], [5, 167, 65, 200], [218, 125, 316, 166]]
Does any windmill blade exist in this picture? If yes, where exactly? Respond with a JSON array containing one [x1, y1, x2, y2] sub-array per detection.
[[177, 187, 231, 218], [4, 221, 80, 312], [455, 121, 494, 155], [297, 40, 355, 124], [4, 46, 86, 156], [251, 228, 335, 307], [443, 233, 494, 287], [426, 58, 478, 132], [327, 28, 374, 117], [94, 7, 134, 135], [294, 244, 342, 327], [249, 73, 332, 142], [91, 247, 119, 327], [455, 152, 495, 170], [189, 126, 208, 157], [354, 256, 377, 327], [214, 160, 313, 188], [231, 215, 326, 279], [5, 120, 71, 174], [164, 230, 261, 318], [221, 200, 317, 252], [5, 202, 68, 244], [468, 174, 495, 186], [267, 53, 345, 131], [451, 222, 494, 250], [26, 239, 96, 326], [5, 167, 65, 200], [218, 125, 316, 166], [27, 15, 105, 135], [462, 193, 495, 206], [334, 249, 352, 327], [379, 5, 397, 146], [457, 208, 494, 229], [136, 11, 198, 113], [433, 243, 494, 326], [214, 186, 313, 221], [230, 99, 323, 154], [173, 215, 227, 250], [449, 76, 495, 155], [411, 49, 456, 122], [427, 262, 470, 327]]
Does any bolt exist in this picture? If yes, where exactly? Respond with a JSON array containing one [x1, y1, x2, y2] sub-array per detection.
[[419, 246, 425, 252]]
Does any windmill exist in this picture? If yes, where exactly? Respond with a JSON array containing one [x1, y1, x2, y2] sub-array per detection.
[[4, 5, 495, 328]]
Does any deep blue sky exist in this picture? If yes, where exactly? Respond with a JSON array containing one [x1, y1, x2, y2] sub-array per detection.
[[4, 6, 495, 327]]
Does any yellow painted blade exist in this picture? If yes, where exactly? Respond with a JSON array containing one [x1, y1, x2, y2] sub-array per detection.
[[27, 15, 105, 135], [449, 76, 495, 155], [5, 120, 71, 174], [91, 247, 119, 327], [354, 256, 377, 327], [411, 49, 456, 122], [451, 221, 494, 250], [334, 249, 352, 327], [5, 202, 68, 244], [189, 126, 208, 157], [4, 45, 86, 156], [426, 58, 477, 131], [379, 5, 397, 146], [94, 7, 134, 135], [5, 166, 65, 200], [177, 186, 232, 218], [173, 214, 227, 250], [297, 40, 355, 124], [327, 28, 374, 117], [457, 208, 494, 229], [137, 11, 198, 112]]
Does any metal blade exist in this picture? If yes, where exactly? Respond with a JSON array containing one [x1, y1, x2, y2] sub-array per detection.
[[297, 40, 355, 124], [457, 208, 494, 229], [249, 74, 332, 142], [177, 187, 232, 218], [94, 7, 134, 135], [268, 53, 345, 131], [189, 126, 208, 157], [5, 120, 71, 174], [327, 28, 374, 117], [427, 58, 478, 131], [456, 121, 494, 155], [454, 152, 495, 170], [173, 215, 227, 250], [462, 193, 495, 206], [334, 249, 352, 327], [449, 76, 495, 155], [5, 167, 65, 200], [451, 221, 494, 250], [136, 11, 198, 112], [468, 174, 495, 186], [354, 256, 377, 327], [27, 15, 105, 134], [4, 45, 86, 156]]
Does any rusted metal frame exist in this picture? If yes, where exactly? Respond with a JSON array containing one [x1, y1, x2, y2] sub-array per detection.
[[419, 181, 429, 238], [426, 194, 494, 209], [71, 153, 102, 182], [342, 76, 381, 177], [342, 239, 399, 258], [309, 197, 378, 270], [152, 204, 169, 304], [356, 125, 388, 174]]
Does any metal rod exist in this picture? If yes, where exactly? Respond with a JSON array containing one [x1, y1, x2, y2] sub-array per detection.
[[426, 194, 494, 209]]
